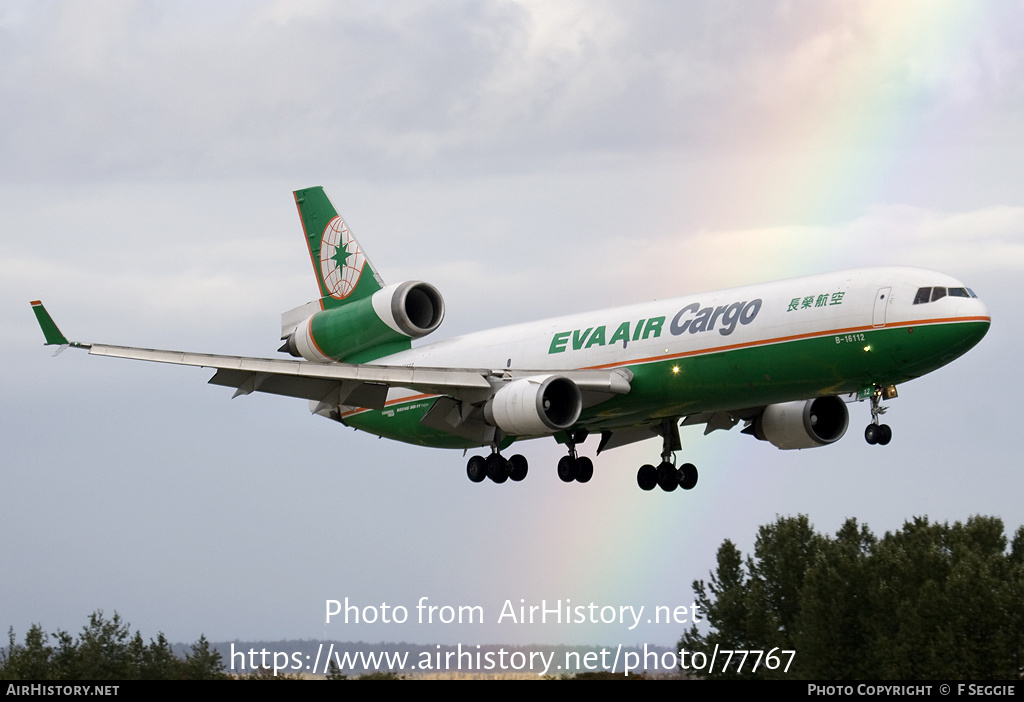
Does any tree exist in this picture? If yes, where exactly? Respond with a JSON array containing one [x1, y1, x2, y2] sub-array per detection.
[[680, 515, 1024, 680], [746, 514, 822, 651], [0, 611, 226, 680], [50, 611, 134, 679], [2, 624, 54, 680], [679, 540, 751, 678], [325, 660, 349, 680], [795, 518, 875, 678], [865, 516, 1022, 679], [136, 632, 188, 680], [184, 635, 229, 680]]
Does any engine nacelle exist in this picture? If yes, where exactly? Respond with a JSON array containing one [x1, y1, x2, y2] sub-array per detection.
[[285, 281, 444, 363], [755, 396, 849, 450], [483, 375, 583, 436]]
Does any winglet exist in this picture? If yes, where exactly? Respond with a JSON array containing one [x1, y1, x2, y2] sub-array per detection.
[[30, 301, 70, 346]]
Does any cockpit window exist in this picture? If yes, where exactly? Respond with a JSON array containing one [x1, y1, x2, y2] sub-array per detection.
[[915, 285, 978, 304]]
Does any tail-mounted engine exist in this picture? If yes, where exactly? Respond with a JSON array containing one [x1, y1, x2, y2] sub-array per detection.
[[748, 396, 849, 450], [281, 281, 445, 363], [483, 375, 583, 436]]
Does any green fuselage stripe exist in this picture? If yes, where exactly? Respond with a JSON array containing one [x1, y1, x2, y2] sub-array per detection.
[[340, 318, 989, 449]]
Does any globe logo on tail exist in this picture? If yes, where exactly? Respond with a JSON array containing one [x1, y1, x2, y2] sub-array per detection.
[[319, 216, 366, 299]]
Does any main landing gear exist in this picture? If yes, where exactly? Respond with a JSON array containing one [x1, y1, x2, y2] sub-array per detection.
[[466, 421, 704, 492], [466, 451, 528, 484], [466, 429, 597, 485], [864, 385, 896, 446], [636, 460, 698, 492], [556, 429, 593, 483], [636, 418, 698, 492]]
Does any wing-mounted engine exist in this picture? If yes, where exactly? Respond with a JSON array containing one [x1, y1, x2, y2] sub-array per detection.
[[281, 281, 445, 363], [483, 375, 583, 436], [745, 396, 849, 449]]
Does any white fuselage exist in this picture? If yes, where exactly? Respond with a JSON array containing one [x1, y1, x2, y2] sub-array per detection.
[[375, 267, 988, 377]]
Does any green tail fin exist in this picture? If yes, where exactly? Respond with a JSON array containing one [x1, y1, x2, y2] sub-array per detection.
[[293, 187, 384, 309]]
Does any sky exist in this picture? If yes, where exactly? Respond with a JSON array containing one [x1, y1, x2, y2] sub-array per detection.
[[2, 0, 1022, 657]]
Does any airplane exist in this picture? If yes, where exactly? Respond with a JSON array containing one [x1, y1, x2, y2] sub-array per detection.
[[31, 186, 991, 492]]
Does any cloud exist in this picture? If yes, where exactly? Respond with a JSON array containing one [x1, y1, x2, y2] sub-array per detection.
[[5, 1, 1021, 185], [604, 204, 1024, 300]]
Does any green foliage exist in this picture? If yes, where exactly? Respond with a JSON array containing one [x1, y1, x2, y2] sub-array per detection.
[[325, 660, 348, 680], [2, 625, 52, 680], [243, 666, 303, 680], [680, 515, 1024, 680], [566, 671, 644, 680], [354, 670, 406, 680], [184, 635, 228, 680], [1, 611, 227, 680]]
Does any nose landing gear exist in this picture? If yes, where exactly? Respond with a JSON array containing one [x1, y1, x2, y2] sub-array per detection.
[[864, 423, 892, 445], [864, 385, 896, 446]]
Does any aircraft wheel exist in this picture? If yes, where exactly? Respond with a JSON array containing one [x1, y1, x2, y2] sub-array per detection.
[[508, 454, 529, 481], [486, 454, 509, 483], [637, 464, 657, 491], [679, 463, 698, 490], [877, 424, 892, 445], [576, 457, 594, 483], [864, 424, 879, 445], [557, 455, 577, 482], [467, 455, 486, 483], [657, 461, 678, 492]]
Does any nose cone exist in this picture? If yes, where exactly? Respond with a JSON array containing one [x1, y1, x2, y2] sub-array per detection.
[[956, 296, 991, 352], [964, 295, 990, 321], [975, 297, 990, 321]]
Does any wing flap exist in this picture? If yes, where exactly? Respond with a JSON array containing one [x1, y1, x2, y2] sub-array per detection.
[[208, 369, 345, 403]]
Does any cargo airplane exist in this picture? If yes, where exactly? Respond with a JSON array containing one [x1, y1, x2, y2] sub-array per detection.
[[32, 187, 991, 492]]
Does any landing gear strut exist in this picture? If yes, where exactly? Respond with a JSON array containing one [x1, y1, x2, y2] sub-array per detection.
[[557, 429, 593, 483], [637, 418, 698, 492], [864, 385, 895, 446]]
